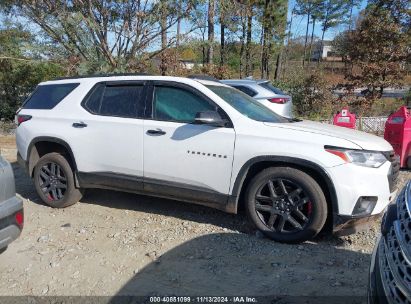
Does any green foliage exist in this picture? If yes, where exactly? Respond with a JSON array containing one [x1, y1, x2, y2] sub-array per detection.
[[335, 6, 409, 101], [0, 59, 64, 120], [274, 69, 338, 119], [0, 27, 64, 121]]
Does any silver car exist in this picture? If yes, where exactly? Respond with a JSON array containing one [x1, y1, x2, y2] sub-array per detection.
[[221, 79, 293, 118], [0, 155, 23, 253]]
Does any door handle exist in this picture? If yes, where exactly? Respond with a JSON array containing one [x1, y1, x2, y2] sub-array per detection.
[[72, 122, 87, 128], [146, 129, 166, 135]]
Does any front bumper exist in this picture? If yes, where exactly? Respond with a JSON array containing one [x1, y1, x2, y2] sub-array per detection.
[[0, 196, 23, 250]]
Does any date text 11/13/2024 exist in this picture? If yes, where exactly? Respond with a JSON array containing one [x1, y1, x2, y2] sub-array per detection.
[[149, 296, 257, 303]]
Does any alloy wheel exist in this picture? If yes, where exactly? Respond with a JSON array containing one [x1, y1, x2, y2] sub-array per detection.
[[254, 178, 312, 233], [37, 162, 67, 201]]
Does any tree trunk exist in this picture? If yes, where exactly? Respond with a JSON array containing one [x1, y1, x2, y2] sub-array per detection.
[[318, 26, 326, 66], [282, 8, 294, 79], [260, 23, 265, 79], [220, 10, 225, 67], [274, 50, 282, 81], [240, 17, 246, 78], [303, 13, 310, 67], [207, 0, 215, 65], [245, 6, 253, 77], [261, 0, 270, 79], [176, 0, 182, 47], [160, 1, 168, 76], [348, 1, 354, 31], [308, 17, 316, 65]]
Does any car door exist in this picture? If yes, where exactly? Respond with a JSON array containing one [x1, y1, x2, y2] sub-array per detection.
[[72, 81, 147, 190], [143, 81, 236, 206]]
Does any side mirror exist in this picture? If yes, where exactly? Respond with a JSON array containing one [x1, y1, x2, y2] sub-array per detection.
[[194, 111, 227, 127]]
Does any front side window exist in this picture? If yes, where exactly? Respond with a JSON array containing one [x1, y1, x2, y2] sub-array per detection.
[[206, 85, 289, 123], [83, 84, 144, 118], [23, 83, 79, 109], [153, 86, 216, 122]]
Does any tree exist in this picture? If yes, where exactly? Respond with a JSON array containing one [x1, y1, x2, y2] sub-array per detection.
[[318, 0, 350, 64], [207, 0, 215, 64], [0, 27, 64, 120], [160, 0, 169, 75], [1, 0, 195, 73], [259, 0, 288, 79], [347, 0, 362, 30], [336, 7, 410, 102]]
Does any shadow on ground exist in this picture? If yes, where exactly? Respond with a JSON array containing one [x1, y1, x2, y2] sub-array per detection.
[[110, 233, 369, 303]]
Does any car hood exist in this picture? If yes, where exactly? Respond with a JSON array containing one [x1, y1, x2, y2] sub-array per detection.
[[263, 120, 393, 151]]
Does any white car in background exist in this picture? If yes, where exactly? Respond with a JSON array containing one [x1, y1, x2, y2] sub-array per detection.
[[221, 79, 293, 118], [16, 74, 398, 243]]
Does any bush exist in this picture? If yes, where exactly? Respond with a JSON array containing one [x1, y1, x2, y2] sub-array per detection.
[[0, 59, 64, 121], [274, 71, 339, 120]]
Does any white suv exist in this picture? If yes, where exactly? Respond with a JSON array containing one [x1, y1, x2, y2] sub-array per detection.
[[16, 75, 399, 243]]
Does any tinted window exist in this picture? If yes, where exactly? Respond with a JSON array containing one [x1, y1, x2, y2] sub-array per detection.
[[23, 83, 79, 109], [233, 85, 257, 97], [206, 85, 288, 123], [84, 84, 104, 114], [154, 86, 215, 122], [83, 84, 144, 118], [259, 82, 285, 95]]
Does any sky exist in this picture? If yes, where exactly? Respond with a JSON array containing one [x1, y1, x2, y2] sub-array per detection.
[[0, 0, 370, 51], [288, 0, 368, 41]]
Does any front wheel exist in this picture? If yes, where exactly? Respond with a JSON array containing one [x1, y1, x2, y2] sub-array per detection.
[[245, 167, 327, 243], [33, 153, 83, 208]]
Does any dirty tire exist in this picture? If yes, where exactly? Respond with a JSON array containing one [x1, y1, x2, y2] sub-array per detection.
[[245, 167, 327, 243], [33, 153, 82, 208]]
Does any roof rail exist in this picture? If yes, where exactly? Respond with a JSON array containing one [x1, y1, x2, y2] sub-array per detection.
[[187, 74, 221, 82], [52, 73, 153, 81]]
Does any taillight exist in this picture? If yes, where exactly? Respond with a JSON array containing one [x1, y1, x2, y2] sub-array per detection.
[[16, 114, 32, 126], [15, 211, 24, 229], [268, 97, 289, 104]]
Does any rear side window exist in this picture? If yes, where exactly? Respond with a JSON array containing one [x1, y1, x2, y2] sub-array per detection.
[[259, 82, 285, 95], [83, 84, 144, 118], [23, 83, 79, 109], [232, 85, 257, 97]]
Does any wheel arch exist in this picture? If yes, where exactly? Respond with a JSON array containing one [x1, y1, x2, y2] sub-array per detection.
[[27, 137, 78, 178], [228, 156, 338, 221]]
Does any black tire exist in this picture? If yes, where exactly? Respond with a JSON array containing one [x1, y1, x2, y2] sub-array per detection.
[[245, 167, 327, 243], [33, 153, 82, 208], [0, 246, 7, 254]]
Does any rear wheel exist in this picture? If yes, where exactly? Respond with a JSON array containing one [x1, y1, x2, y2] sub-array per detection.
[[245, 167, 327, 243], [33, 153, 82, 208]]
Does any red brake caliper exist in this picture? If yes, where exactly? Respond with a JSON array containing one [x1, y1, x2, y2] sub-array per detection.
[[306, 201, 313, 215]]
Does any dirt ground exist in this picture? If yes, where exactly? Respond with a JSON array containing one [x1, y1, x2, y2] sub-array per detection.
[[0, 134, 409, 300]]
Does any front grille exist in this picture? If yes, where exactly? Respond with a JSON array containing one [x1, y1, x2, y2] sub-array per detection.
[[384, 150, 400, 193], [379, 182, 411, 303]]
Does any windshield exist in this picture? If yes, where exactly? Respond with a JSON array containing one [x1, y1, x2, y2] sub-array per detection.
[[259, 82, 286, 95], [206, 85, 289, 123]]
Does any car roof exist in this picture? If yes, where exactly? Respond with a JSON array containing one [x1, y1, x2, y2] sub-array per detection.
[[221, 79, 269, 85], [40, 75, 229, 88]]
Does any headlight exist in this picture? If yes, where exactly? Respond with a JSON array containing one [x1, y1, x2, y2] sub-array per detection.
[[325, 147, 387, 168]]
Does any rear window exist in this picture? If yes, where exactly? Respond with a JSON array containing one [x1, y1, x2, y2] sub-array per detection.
[[259, 82, 285, 95], [23, 83, 79, 109], [232, 85, 257, 97]]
